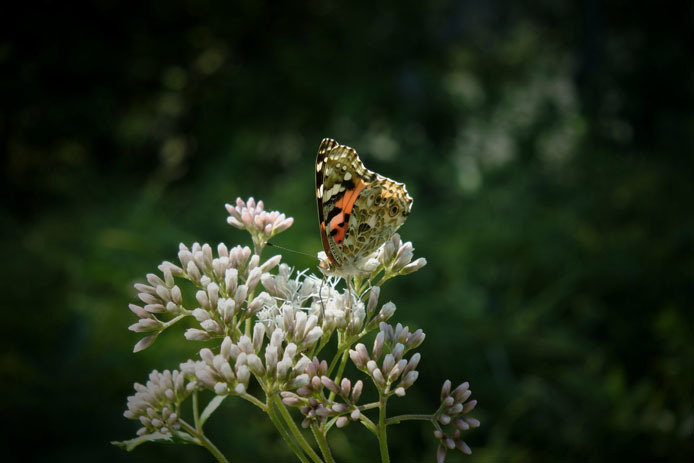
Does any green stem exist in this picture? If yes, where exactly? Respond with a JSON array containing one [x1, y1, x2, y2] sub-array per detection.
[[162, 312, 190, 329], [385, 413, 433, 425], [192, 390, 201, 431], [242, 286, 257, 338], [266, 398, 311, 463], [377, 394, 390, 463], [240, 392, 267, 411], [179, 418, 229, 463], [374, 271, 395, 288], [359, 414, 378, 435], [327, 345, 345, 376], [311, 424, 335, 463], [328, 350, 350, 401], [272, 395, 323, 463]]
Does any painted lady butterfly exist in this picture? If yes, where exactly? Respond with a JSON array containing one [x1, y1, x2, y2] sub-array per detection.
[[315, 138, 413, 279]]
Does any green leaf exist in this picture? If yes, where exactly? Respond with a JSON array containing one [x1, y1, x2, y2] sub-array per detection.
[[200, 395, 227, 427], [112, 430, 195, 451]]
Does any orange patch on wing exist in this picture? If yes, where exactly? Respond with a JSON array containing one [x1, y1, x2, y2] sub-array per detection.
[[328, 180, 366, 245]]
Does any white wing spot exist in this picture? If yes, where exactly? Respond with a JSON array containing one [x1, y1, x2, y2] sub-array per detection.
[[317, 161, 323, 171], [326, 183, 341, 200], [344, 172, 352, 181]]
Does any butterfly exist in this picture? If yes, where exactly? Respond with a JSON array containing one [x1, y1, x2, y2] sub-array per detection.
[[315, 138, 413, 279]]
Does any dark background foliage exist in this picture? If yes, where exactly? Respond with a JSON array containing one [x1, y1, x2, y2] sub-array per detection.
[[2, 1, 693, 461]]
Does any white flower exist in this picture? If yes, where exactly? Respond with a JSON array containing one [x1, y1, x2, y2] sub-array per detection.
[[225, 197, 293, 251], [123, 369, 189, 437]]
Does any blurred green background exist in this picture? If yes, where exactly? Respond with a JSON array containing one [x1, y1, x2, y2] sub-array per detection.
[[2, 1, 693, 461]]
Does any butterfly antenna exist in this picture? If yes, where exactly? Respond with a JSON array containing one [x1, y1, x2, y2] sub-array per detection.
[[265, 242, 318, 260]]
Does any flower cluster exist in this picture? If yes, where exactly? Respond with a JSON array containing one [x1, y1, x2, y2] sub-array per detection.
[[117, 197, 478, 462], [434, 380, 480, 462], [127, 240, 282, 351], [226, 197, 293, 253], [349, 322, 425, 395], [128, 267, 184, 352], [280, 357, 365, 429], [378, 233, 428, 277], [123, 369, 191, 437], [315, 233, 427, 286]]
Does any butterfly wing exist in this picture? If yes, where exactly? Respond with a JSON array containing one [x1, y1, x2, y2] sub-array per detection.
[[316, 138, 413, 271], [316, 138, 341, 267]]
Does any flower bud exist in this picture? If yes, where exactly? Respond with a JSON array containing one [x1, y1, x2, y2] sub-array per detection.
[[235, 284, 249, 307], [200, 319, 221, 333], [403, 328, 421, 347], [351, 380, 363, 403], [391, 343, 405, 360], [447, 403, 463, 415], [393, 242, 414, 270], [214, 382, 229, 395], [225, 268, 238, 294], [441, 380, 452, 400], [186, 261, 201, 284], [331, 403, 348, 413], [133, 334, 157, 352], [137, 292, 159, 306], [253, 323, 266, 352], [260, 255, 282, 272], [382, 354, 395, 376], [246, 267, 263, 293], [289, 374, 310, 389], [372, 332, 385, 360], [436, 444, 446, 463], [199, 348, 214, 365], [458, 390, 472, 404], [400, 257, 427, 275], [321, 376, 340, 395], [462, 400, 477, 414], [463, 417, 480, 428], [129, 319, 161, 332], [366, 286, 381, 315], [185, 328, 211, 341], [340, 378, 351, 397], [377, 302, 396, 322], [371, 368, 386, 388], [455, 440, 471, 455], [246, 354, 265, 376], [192, 308, 210, 322], [454, 418, 469, 430], [400, 370, 419, 388], [170, 286, 182, 305], [129, 304, 149, 318]]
